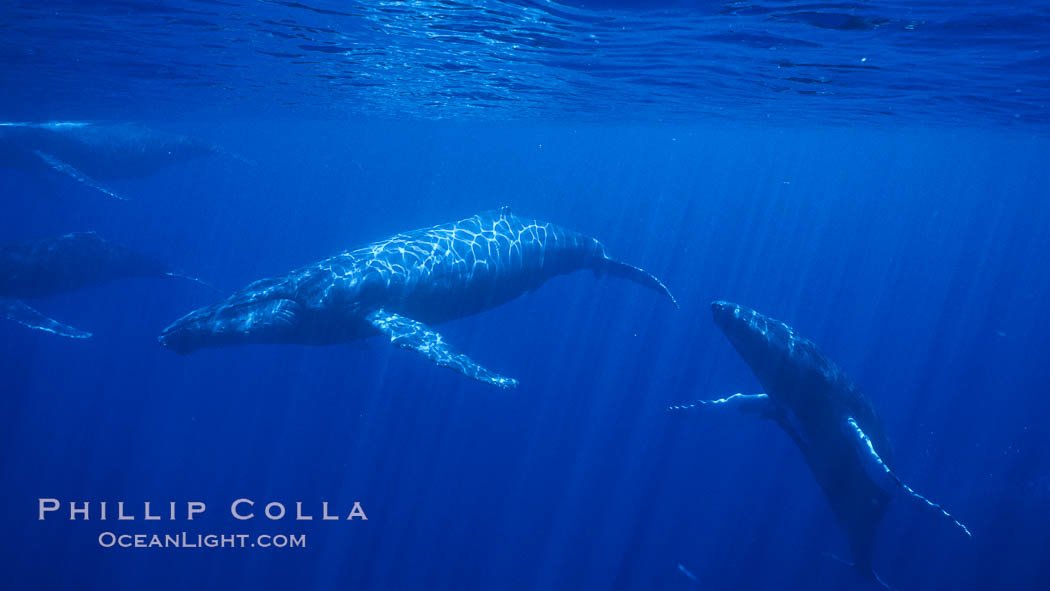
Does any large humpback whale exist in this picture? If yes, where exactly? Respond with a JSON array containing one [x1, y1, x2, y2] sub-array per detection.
[[1, 232, 209, 338], [158, 207, 677, 388], [671, 301, 970, 589], [0, 121, 239, 200]]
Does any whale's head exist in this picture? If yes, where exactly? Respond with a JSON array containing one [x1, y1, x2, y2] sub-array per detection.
[[158, 296, 302, 354], [711, 301, 835, 407]]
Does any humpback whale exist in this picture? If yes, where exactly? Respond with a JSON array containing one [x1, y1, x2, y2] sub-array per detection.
[[0, 121, 239, 200], [158, 207, 677, 388], [1, 232, 209, 338], [671, 301, 970, 589]]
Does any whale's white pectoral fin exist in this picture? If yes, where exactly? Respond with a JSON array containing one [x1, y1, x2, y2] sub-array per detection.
[[669, 393, 774, 417], [845, 417, 972, 538], [1, 297, 92, 339], [365, 309, 518, 389], [32, 150, 127, 201]]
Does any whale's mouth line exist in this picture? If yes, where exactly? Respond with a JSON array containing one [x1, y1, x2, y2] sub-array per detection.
[[156, 296, 307, 354], [156, 325, 198, 355]]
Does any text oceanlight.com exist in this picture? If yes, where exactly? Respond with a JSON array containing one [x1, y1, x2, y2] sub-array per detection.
[[97, 532, 306, 549], [37, 498, 367, 551]]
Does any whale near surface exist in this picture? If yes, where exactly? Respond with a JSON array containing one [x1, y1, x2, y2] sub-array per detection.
[[0, 232, 205, 338], [671, 301, 970, 589], [0, 121, 232, 200], [158, 207, 677, 388]]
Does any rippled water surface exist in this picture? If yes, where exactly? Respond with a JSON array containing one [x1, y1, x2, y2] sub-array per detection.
[[2, 1, 1048, 127]]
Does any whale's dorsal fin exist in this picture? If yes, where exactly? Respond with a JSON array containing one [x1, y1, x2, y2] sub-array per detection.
[[32, 150, 127, 201], [1, 297, 92, 339], [845, 417, 972, 538], [478, 206, 513, 221], [365, 309, 518, 389]]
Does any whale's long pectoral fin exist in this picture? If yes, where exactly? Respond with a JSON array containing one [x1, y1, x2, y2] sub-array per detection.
[[1, 297, 92, 339], [845, 417, 972, 538], [669, 393, 775, 417], [672, 393, 813, 455], [32, 150, 127, 201], [365, 309, 518, 389]]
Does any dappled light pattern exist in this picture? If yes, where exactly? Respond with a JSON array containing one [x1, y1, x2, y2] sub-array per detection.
[[310, 206, 596, 307]]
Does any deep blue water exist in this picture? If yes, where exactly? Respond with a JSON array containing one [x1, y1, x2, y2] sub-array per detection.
[[2, 2, 1049, 591]]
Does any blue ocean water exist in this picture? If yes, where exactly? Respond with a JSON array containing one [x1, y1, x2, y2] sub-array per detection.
[[1, 2, 1049, 590]]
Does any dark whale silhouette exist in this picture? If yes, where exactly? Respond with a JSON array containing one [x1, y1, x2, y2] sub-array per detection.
[[1, 232, 209, 338], [671, 301, 970, 589], [158, 207, 677, 388], [0, 121, 240, 200]]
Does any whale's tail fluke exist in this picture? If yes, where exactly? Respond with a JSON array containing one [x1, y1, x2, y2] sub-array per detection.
[[598, 258, 678, 308]]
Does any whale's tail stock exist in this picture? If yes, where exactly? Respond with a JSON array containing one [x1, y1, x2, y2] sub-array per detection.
[[596, 257, 678, 308]]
